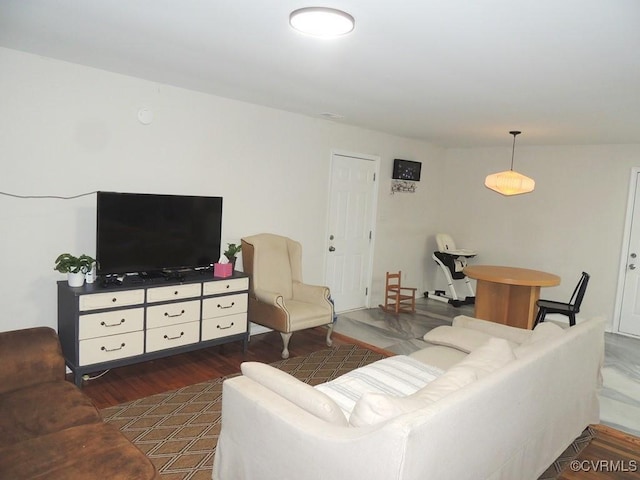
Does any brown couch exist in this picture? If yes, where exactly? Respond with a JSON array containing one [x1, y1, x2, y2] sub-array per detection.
[[0, 327, 159, 480]]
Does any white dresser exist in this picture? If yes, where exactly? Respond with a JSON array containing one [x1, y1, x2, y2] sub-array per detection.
[[57, 272, 249, 386]]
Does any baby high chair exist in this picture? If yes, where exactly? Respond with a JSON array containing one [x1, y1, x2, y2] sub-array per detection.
[[426, 233, 477, 307]]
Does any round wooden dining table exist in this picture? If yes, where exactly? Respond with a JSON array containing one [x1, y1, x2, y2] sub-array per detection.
[[463, 265, 561, 330]]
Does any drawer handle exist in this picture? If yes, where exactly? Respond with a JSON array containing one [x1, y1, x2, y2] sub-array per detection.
[[111, 298, 118, 303], [101, 343, 125, 352], [217, 302, 235, 309], [164, 332, 185, 340], [217, 322, 235, 330], [164, 310, 185, 318], [174, 290, 179, 295], [100, 319, 125, 327]]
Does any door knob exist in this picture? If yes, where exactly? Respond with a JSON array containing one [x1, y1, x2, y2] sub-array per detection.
[[630, 264, 636, 270], [328, 246, 336, 252], [632, 253, 637, 258]]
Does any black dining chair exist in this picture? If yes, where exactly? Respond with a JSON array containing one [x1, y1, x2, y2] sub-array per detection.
[[534, 272, 590, 327]]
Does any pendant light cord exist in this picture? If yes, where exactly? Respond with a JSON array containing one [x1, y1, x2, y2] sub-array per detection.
[[509, 130, 521, 171]]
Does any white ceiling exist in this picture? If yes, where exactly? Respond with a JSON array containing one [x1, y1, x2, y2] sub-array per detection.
[[1, 0, 639, 147]]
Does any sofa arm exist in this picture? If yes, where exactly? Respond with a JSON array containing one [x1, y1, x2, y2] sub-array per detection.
[[213, 376, 407, 480], [0, 327, 65, 394], [292, 282, 331, 306], [240, 362, 348, 425], [452, 315, 533, 344]]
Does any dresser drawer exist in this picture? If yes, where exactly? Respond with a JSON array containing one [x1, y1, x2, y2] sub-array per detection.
[[79, 289, 145, 311], [202, 313, 247, 341], [146, 300, 201, 328], [147, 283, 201, 303], [79, 331, 144, 366], [202, 293, 247, 319], [146, 321, 200, 353], [203, 278, 249, 296], [78, 308, 144, 340]]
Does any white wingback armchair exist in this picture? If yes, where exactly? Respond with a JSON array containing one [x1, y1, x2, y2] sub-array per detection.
[[241, 233, 334, 358]]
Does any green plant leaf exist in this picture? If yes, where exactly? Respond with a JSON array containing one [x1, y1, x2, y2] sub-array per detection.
[[54, 253, 95, 273], [223, 243, 242, 259]]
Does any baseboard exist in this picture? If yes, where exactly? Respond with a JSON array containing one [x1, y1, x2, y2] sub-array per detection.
[[249, 322, 272, 336]]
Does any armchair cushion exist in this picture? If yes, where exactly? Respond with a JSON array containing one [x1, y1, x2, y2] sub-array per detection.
[[283, 300, 332, 330], [241, 362, 348, 426]]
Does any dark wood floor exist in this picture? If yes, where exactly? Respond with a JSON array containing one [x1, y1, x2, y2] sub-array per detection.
[[75, 327, 639, 479], [558, 425, 640, 480], [74, 327, 383, 409]]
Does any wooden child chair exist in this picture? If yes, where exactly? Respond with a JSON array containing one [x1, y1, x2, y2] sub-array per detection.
[[379, 271, 417, 314]]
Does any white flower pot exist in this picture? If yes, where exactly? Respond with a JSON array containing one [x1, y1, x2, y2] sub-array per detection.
[[67, 271, 85, 287]]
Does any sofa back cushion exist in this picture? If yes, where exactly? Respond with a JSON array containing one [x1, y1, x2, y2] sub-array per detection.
[[452, 315, 533, 344], [514, 322, 565, 358], [423, 325, 518, 353], [349, 338, 515, 427], [241, 362, 348, 426]]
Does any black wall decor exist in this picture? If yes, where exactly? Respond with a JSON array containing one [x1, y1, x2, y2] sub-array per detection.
[[392, 159, 421, 181]]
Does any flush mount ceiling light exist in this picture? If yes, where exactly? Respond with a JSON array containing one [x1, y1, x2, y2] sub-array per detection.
[[484, 131, 535, 196], [289, 7, 355, 38]]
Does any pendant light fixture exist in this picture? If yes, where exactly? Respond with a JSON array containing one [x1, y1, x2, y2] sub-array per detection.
[[289, 7, 355, 38], [484, 131, 535, 196]]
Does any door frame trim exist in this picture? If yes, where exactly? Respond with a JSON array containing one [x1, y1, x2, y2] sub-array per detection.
[[613, 166, 640, 336], [324, 149, 380, 312]]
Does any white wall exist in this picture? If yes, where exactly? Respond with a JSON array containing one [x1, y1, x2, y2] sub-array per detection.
[[0, 47, 442, 332], [433, 144, 640, 328], [2, 47, 638, 334]]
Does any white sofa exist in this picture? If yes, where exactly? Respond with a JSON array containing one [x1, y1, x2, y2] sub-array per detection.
[[212, 316, 605, 480]]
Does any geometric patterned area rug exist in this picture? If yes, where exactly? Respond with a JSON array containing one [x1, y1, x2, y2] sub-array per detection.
[[101, 345, 386, 479], [537, 425, 597, 479], [101, 344, 595, 480]]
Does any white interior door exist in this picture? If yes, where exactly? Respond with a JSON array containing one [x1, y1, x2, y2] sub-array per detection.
[[618, 168, 640, 337], [324, 152, 378, 313]]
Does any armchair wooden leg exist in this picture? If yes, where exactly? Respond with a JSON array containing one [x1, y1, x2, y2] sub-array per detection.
[[280, 332, 293, 359], [326, 323, 334, 347]]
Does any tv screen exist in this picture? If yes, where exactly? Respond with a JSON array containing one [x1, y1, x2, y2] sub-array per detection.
[[392, 159, 422, 181], [96, 192, 223, 276]]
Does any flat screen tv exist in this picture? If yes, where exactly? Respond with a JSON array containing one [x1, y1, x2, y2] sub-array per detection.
[[96, 192, 223, 276], [392, 159, 422, 181]]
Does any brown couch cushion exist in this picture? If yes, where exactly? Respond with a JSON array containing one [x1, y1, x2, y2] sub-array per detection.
[[0, 381, 102, 448], [0, 327, 65, 394], [0, 422, 158, 480]]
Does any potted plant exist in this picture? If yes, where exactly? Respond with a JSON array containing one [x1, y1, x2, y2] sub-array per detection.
[[54, 253, 95, 287], [223, 243, 242, 271]]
